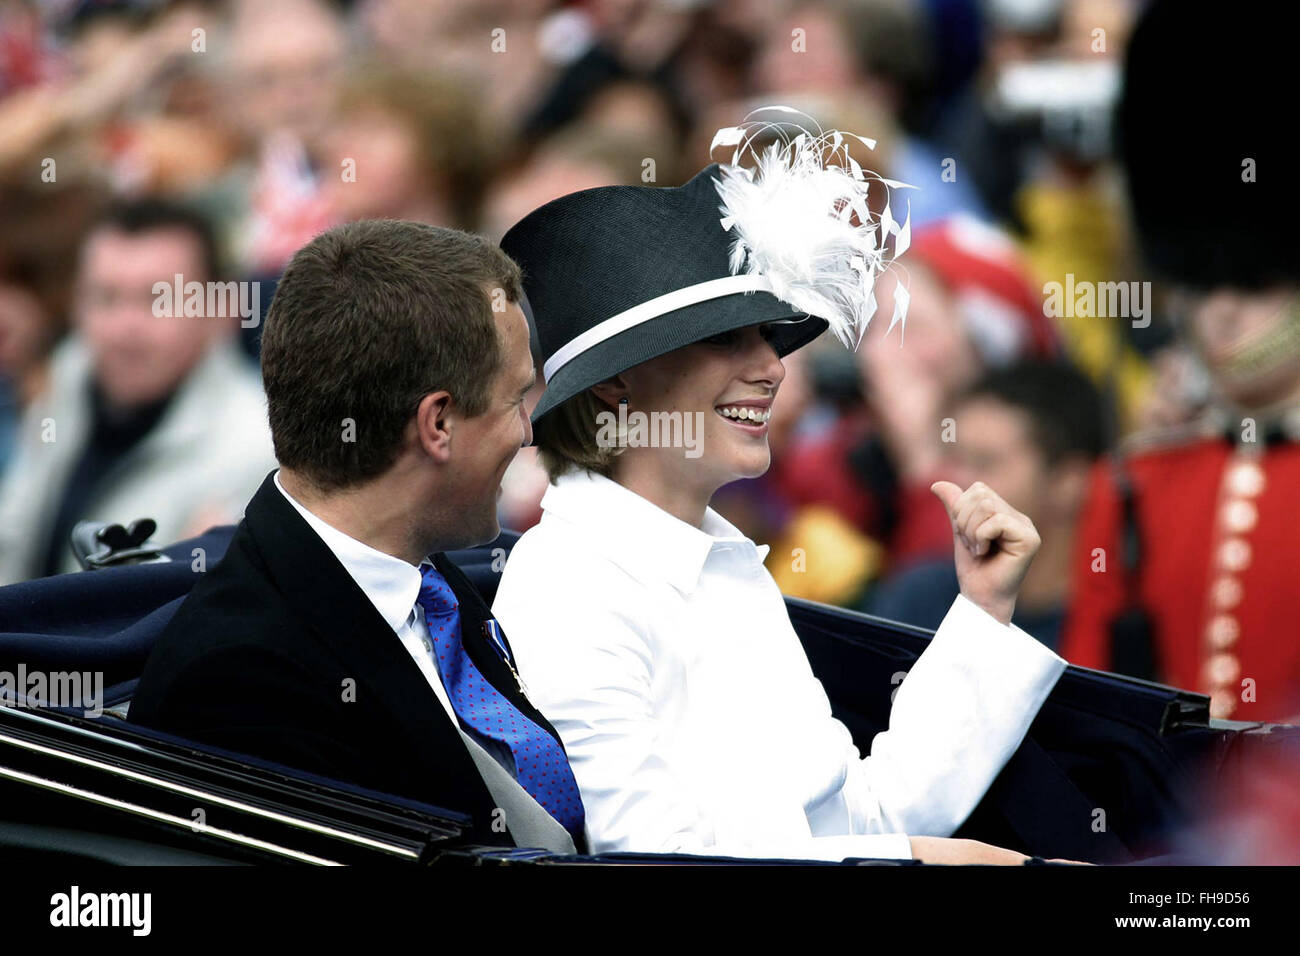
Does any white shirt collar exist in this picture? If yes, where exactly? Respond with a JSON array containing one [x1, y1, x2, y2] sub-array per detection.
[[273, 471, 426, 632], [539, 469, 766, 594]]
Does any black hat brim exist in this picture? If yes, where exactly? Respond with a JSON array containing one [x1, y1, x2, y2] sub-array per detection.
[[529, 291, 827, 426]]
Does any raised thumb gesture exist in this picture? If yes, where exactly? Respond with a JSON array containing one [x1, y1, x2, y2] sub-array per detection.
[[931, 480, 1041, 625]]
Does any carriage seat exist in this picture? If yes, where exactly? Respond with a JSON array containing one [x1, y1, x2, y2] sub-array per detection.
[[0, 525, 519, 713]]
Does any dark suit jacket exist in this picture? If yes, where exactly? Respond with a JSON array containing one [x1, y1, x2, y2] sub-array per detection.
[[129, 472, 578, 849]]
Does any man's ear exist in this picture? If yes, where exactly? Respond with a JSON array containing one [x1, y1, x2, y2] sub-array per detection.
[[414, 391, 455, 463], [589, 375, 629, 409]]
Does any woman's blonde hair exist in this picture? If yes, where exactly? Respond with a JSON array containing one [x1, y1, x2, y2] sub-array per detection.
[[534, 388, 625, 482]]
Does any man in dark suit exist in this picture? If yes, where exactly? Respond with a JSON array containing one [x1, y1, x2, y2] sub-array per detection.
[[130, 220, 584, 852]]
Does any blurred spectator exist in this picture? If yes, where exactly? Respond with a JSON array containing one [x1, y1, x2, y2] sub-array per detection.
[[225, 0, 343, 274], [752, 0, 990, 226], [908, 214, 1059, 365], [0, 3, 200, 176], [482, 123, 666, 241], [571, 77, 686, 165], [866, 359, 1107, 649], [934, 0, 1152, 426], [0, 178, 106, 476], [664, 0, 772, 121], [318, 65, 491, 229], [0, 0, 59, 95], [225, 0, 342, 153], [0, 197, 274, 582], [517, 0, 694, 147], [359, 0, 554, 127], [775, 214, 1056, 588], [774, 264, 968, 586]]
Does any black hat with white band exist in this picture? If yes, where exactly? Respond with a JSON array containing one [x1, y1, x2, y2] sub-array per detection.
[[501, 112, 915, 426]]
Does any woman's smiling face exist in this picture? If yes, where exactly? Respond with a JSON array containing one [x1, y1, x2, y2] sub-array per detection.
[[601, 323, 787, 503]]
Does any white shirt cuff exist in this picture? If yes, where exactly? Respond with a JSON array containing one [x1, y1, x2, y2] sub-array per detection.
[[939, 593, 1068, 705]]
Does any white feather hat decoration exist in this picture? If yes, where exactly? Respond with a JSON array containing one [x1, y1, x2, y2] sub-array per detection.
[[710, 106, 916, 349]]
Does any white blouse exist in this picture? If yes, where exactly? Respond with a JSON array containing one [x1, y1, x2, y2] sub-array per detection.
[[492, 469, 1066, 861]]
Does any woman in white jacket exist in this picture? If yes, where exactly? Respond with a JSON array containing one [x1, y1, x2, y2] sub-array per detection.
[[492, 118, 1067, 863]]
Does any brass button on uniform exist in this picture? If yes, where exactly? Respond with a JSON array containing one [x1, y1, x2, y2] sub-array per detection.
[[1210, 690, 1237, 719], [1221, 499, 1258, 534], [1204, 652, 1241, 686], [1217, 538, 1252, 572], [1210, 576, 1243, 610], [1226, 461, 1266, 497], [1205, 613, 1241, 649], [1226, 460, 1265, 496]]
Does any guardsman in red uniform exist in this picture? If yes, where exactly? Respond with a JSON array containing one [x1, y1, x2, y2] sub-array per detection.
[[1061, 2, 1299, 721], [1063, 399, 1300, 722]]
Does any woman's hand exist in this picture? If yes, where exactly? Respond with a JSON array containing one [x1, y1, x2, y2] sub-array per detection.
[[930, 480, 1041, 625], [908, 836, 1091, 865], [908, 836, 1029, 864]]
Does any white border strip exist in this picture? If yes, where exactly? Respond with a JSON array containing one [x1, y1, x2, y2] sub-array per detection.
[[542, 273, 774, 382]]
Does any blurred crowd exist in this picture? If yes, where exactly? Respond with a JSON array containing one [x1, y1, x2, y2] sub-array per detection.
[[1, 0, 1298, 727]]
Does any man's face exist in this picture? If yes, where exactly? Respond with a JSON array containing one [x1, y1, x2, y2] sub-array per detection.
[[228, 3, 343, 143], [947, 397, 1048, 525], [755, 8, 857, 94], [76, 227, 218, 409], [858, 264, 982, 397], [1187, 287, 1300, 408], [320, 107, 432, 222], [441, 300, 535, 546]]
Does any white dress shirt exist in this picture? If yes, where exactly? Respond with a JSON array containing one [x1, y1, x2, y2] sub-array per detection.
[[273, 473, 461, 719], [492, 469, 1068, 862], [273, 472, 582, 850], [275, 472, 518, 770]]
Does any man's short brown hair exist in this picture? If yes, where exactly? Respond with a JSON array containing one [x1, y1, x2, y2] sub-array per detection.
[[261, 219, 522, 491]]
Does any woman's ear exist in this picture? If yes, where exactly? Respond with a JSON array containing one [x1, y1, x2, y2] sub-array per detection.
[[414, 391, 455, 463], [589, 375, 629, 410]]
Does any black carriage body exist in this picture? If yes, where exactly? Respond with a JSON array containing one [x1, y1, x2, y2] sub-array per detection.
[[0, 528, 1289, 865]]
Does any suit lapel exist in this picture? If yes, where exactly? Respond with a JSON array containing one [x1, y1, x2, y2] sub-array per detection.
[[241, 474, 495, 814], [241, 473, 587, 853]]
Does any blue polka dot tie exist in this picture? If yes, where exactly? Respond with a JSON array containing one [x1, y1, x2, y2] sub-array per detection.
[[416, 564, 586, 839]]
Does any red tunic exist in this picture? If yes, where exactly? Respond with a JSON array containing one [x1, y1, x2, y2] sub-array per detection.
[[1062, 437, 1300, 722]]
